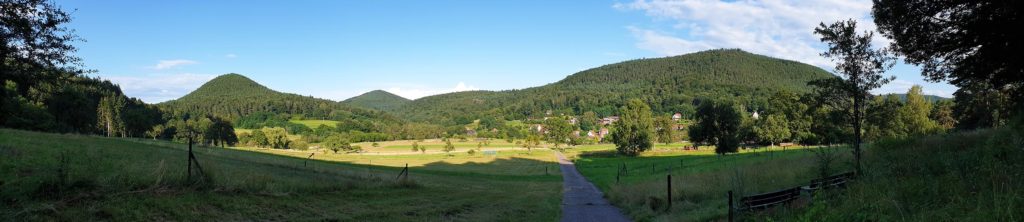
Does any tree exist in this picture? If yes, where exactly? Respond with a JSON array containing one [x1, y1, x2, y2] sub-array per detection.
[[443, 140, 455, 156], [610, 99, 654, 156], [765, 91, 813, 143], [654, 116, 674, 145], [322, 134, 349, 154], [753, 115, 791, 148], [544, 117, 573, 148], [865, 95, 906, 140], [96, 95, 126, 137], [262, 127, 291, 149], [953, 82, 1012, 129], [900, 85, 940, 136], [930, 100, 956, 130], [874, 0, 1024, 110], [0, 0, 85, 99], [250, 129, 269, 148], [147, 125, 165, 140], [580, 111, 599, 131], [411, 141, 420, 152], [813, 19, 894, 174], [689, 100, 744, 154], [523, 133, 541, 152]]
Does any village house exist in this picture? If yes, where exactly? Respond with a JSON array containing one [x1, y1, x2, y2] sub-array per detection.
[[599, 116, 620, 125], [532, 124, 546, 134], [598, 128, 610, 139], [672, 112, 683, 121], [752, 110, 760, 120]]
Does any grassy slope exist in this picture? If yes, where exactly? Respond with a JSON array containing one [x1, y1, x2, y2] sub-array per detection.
[[773, 128, 1023, 221], [0, 129, 560, 221], [568, 145, 852, 221]]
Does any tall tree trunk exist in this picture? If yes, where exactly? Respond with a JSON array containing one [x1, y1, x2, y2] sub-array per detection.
[[853, 94, 863, 175]]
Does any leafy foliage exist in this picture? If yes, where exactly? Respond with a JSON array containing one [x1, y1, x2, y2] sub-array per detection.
[[689, 100, 743, 154], [611, 99, 654, 156]]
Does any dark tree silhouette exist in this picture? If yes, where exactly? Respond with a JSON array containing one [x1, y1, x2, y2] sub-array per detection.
[[873, 0, 1024, 105], [812, 19, 894, 174]]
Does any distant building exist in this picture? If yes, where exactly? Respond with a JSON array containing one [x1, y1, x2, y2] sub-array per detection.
[[466, 129, 477, 136], [672, 113, 683, 121], [598, 128, 610, 139], [586, 131, 597, 138], [752, 111, 760, 120], [533, 124, 545, 134], [600, 116, 620, 125], [569, 117, 578, 125]]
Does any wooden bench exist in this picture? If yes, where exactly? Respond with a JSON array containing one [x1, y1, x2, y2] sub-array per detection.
[[731, 187, 801, 213], [801, 172, 855, 192]]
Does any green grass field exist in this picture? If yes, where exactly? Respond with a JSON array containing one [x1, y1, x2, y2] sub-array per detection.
[[567, 144, 852, 221], [0, 128, 561, 221], [289, 119, 340, 129]]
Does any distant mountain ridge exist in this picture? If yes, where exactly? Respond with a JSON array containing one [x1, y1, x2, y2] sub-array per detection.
[[159, 73, 398, 123], [342, 90, 410, 112], [393, 49, 838, 125], [881, 93, 951, 102]]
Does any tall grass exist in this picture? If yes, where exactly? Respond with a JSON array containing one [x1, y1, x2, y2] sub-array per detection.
[[775, 127, 1024, 221], [573, 146, 853, 221]]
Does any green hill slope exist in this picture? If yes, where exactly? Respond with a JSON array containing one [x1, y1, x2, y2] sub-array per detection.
[[159, 73, 396, 123], [396, 49, 836, 125], [342, 90, 410, 112]]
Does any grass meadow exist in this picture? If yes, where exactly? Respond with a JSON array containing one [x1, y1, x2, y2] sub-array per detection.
[[0, 128, 561, 221], [567, 144, 853, 221], [288, 119, 340, 129]]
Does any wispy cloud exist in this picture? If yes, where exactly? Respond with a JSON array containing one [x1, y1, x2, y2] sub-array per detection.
[[151, 59, 198, 70], [225, 54, 238, 59], [384, 82, 480, 99], [103, 73, 216, 103], [614, 0, 881, 67]]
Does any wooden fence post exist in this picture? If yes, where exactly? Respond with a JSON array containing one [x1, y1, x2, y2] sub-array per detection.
[[728, 190, 734, 222], [305, 153, 314, 167], [667, 174, 672, 211]]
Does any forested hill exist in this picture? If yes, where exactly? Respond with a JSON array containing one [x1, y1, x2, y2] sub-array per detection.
[[395, 49, 836, 125], [884, 93, 951, 102], [159, 73, 398, 123], [342, 90, 410, 112]]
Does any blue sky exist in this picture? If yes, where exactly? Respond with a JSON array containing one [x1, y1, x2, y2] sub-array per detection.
[[61, 0, 956, 103]]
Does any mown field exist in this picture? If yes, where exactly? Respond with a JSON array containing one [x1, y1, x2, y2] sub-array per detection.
[[0, 129, 561, 221], [288, 119, 339, 129]]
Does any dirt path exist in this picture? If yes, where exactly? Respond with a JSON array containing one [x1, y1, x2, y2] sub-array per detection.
[[555, 151, 631, 222]]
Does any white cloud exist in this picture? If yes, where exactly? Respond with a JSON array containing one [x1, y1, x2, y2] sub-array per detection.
[[102, 73, 216, 103], [615, 0, 882, 67], [385, 82, 481, 99], [225, 54, 238, 59], [151, 59, 198, 70]]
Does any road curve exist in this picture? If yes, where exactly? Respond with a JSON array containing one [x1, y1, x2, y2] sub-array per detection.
[[556, 151, 632, 222]]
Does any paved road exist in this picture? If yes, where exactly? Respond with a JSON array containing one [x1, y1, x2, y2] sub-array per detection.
[[556, 151, 631, 222]]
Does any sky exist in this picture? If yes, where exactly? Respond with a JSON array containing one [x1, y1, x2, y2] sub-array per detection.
[[60, 0, 957, 103]]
